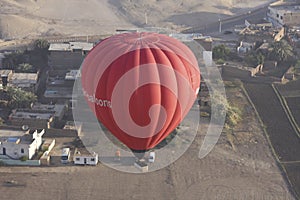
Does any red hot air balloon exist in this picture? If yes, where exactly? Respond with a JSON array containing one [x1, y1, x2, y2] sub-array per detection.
[[81, 32, 200, 153]]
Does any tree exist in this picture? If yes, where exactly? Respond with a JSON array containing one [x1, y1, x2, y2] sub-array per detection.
[[245, 52, 265, 66], [16, 63, 36, 73], [6, 87, 37, 109], [213, 44, 231, 60], [210, 90, 242, 150], [2, 51, 24, 69], [33, 39, 49, 50], [31, 39, 49, 69], [269, 40, 294, 62], [211, 91, 242, 128], [225, 105, 242, 129]]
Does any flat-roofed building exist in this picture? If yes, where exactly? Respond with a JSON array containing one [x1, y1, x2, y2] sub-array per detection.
[[44, 86, 75, 104], [0, 128, 44, 159], [9, 109, 54, 129], [10, 73, 39, 93], [65, 70, 80, 86], [267, 4, 300, 27], [48, 42, 93, 70], [65, 70, 80, 81], [31, 103, 67, 121]]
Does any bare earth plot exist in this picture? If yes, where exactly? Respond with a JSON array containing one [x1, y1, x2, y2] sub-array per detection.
[[244, 83, 300, 199], [0, 83, 294, 200], [285, 97, 300, 128], [276, 79, 300, 129]]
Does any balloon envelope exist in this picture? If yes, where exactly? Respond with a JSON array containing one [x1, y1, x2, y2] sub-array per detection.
[[81, 32, 200, 151]]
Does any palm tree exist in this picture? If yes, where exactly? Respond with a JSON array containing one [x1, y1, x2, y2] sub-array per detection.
[[270, 40, 294, 62]]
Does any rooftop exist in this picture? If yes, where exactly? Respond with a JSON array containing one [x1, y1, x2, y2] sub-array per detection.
[[48, 42, 94, 51], [44, 87, 74, 99], [65, 70, 80, 81], [0, 128, 42, 144], [63, 121, 82, 130], [31, 103, 66, 118], [10, 111, 54, 120], [0, 128, 27, 138], [11, 73, 38, 88], [0, 70, 13, 77], [270, 5, 300, 13]]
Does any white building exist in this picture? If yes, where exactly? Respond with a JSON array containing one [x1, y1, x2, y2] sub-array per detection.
[[73, 149, 98, 165], [0, 129, 45, 159], [237, 41, 254, 54], [195, 37, 213, 67]]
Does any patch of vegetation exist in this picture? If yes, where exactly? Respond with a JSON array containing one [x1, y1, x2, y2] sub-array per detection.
[[213, 44, 231, 60], [269, 39, 294, 62], [245, 52, 265, 66], [210, 91, 242, 149], [294, 60, 300, 75], [0, 160, 6, 166], [37, 151, 44, 158], [20, 156, 28, 161], [2, 39, 49, 72], [216, 58, 225, 65], [2, 51, 25, 70], [33, 39, 49, 50], [3, 87, 37, 109], [224, 80, 243, 88], [200, 111, 210, 117], [15, 63, 36, 73]]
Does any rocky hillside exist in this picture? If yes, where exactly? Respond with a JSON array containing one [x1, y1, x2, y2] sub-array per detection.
[[0, 0, 272, 39]]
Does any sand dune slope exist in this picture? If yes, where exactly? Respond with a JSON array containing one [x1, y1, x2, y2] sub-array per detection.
[[0, 0, 272, 39]]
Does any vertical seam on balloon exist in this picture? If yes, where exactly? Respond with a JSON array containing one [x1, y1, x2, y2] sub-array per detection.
[[149, 45, 180, 148]]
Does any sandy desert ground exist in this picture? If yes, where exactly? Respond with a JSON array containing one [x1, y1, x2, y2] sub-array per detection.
[[1, 0, 297, 199], [0, 0, 273, 39]]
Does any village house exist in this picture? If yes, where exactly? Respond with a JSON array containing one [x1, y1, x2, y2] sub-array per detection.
[[31, 103, 67, 121], [48, 42, 93, 70], [287, 27, 300, 48], [44, 86, 75, 104], [43, 69, 80, 103], [0, 70, 40, 93], [0, 128, 44, 159], [221, 62, 263, 79], [73, 148, 98, 166], [237, 41, 255, 54], [267, 3, 300, 27], [9, 109, 54, 129], [244, 19, 273, 31], [65, 70, 80, 86], [8, 103, 67, 129], [10, 73, 39, 93]]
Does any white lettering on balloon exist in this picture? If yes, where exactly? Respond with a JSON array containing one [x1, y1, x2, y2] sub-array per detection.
[[83, 89, 112, 108]]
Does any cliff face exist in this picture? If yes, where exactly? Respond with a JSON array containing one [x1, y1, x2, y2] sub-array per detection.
[[0, 0, 272, 39]]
